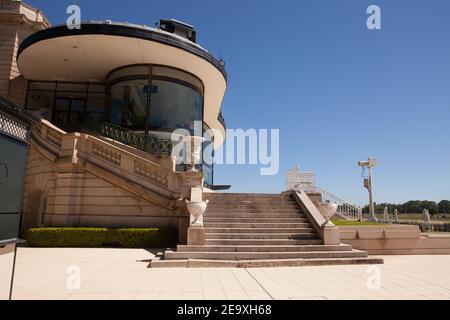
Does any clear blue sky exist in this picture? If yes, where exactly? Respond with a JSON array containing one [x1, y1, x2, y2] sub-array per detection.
[[26, 0, 450, 205]]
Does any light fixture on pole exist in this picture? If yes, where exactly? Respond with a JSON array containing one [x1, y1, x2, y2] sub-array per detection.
[[358, 158, 377, 222]]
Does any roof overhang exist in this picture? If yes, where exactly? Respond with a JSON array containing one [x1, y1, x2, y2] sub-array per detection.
[[17, 23, 227, 148]]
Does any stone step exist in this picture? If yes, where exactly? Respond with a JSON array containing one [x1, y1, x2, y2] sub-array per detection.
[[206, 208, 302, 213], [176, 244, 353, 252], [204, 217, 310, 223], [206, 200, 297, 205], [203, 222, 312, 228], [151, 257, 383, 268], [204, 227, 315, 234], [205, 233, 320, 240], [203, 197, 297, 206], [154, 190, 381, 268], [164, 250, 368, 261], [207, 204, 299, 209], [205, 239, 323, 245], [205, 197, 294, 202], [204, 213, 305, 218], [205, 192, 293, 198]]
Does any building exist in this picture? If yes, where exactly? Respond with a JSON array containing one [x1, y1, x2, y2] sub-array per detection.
[[0, 0, 49, 298], [0, 0, 227, 244], [1, 1, 388, 266]]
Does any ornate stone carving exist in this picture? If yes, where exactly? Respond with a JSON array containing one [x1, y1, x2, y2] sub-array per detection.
[[318, 202, 338, 226], [45, 127, 62, 147], [134, 160, 169, 187], [185, 199, 209, 226], [92, 142, 121, 165], [185, 136, 204, 171]]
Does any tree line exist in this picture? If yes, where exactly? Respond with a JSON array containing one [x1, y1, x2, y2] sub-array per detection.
[[362, 200, 450, 215]]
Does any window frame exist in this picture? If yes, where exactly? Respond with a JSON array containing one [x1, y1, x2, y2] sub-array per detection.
[[105, 64, 205, 136]]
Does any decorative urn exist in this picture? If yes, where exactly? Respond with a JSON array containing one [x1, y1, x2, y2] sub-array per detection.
[[318, 201, 338, 226], [185, 136, 204, 171], [185, 199, 209, 225]]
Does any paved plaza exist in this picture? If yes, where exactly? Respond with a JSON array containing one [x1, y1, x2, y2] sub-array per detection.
[[10, 247, 450, 300]]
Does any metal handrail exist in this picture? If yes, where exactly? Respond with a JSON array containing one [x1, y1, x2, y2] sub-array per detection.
[[82, 120, 174, 155], [295, 185, 362, 221]]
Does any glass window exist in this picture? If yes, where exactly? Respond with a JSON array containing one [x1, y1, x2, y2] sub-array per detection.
[[53, 97, 86, 125], [88, 84, 105, 93], [55, 91, 86, 99], [86, 93, 106, 113], [202, 127, 214, 167], [153, 66, 203, 93], [28, 82, 56, 91], [55, 97, 70, 111], [149, 79, 202, 134], [26, 90, 54, 110], [203, 125, 214, 187], [56, 83, 87, 92], [107, 65, 150, 84], [26, 81, 106, 126], [109, 79, 148, 132], [203, 164, 213, 187]]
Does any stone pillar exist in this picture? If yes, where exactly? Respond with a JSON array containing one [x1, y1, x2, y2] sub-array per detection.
[[322, 224, 341, 245]]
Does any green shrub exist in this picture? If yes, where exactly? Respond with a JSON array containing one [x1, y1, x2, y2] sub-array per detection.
[[109, 228, 178, 248], [26, 227, 178, 248]]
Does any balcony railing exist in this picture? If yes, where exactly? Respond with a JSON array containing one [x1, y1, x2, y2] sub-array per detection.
[[83, 121, 174, 155]]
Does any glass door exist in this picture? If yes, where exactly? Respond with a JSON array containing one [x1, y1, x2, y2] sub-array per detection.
[[53, 97, 86, 131]]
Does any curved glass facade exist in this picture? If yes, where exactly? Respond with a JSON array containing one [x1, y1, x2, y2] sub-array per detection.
[[149, 79, 202, 134], [106, 65, 204, 135], [25, 65, 214, 187], [109, 79, 148, 132], [106, 65, 213, 186]]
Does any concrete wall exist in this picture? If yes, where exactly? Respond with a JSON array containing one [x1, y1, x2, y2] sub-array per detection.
[[339, 225, 450, 255], [0, 0, 50, 104], [0, 23, 16, 97], [22, 140, 190, 243], [23, 144, 185, 226]]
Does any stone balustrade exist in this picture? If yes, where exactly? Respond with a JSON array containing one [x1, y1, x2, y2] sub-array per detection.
[[31, 120, 203, 200]]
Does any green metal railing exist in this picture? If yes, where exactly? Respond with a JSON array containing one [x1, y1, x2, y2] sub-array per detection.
[[83, 120, 173, 155]]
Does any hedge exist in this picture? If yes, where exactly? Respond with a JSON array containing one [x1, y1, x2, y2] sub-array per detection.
[[26, 227, 178, 248], [391, 221, 450, 233]]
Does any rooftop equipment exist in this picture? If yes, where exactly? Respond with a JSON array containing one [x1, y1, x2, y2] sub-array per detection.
[[159, 18, 196, 43]]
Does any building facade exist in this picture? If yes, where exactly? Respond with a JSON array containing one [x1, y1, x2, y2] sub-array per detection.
[[0, 0, 227, 243]]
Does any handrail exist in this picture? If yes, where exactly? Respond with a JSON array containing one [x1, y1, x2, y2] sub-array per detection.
[[294, 185, 362, 221], [0, 95, 39, 125], [82, 121, 174, 155]]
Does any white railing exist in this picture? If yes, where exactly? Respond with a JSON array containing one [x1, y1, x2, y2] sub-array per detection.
[[287, 166, 361, 221], [294, 185, 362, 221]]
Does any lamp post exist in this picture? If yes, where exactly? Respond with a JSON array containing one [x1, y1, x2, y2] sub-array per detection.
[[358, 158, 377, 222]]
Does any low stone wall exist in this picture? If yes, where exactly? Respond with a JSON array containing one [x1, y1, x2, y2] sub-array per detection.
[[339, 225, 450, 255]]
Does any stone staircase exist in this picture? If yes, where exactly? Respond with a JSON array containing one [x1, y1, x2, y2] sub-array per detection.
[[154, 192, 383, 267]]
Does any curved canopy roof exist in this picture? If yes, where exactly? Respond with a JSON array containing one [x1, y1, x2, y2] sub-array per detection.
[[17, 22, 227, 147]]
